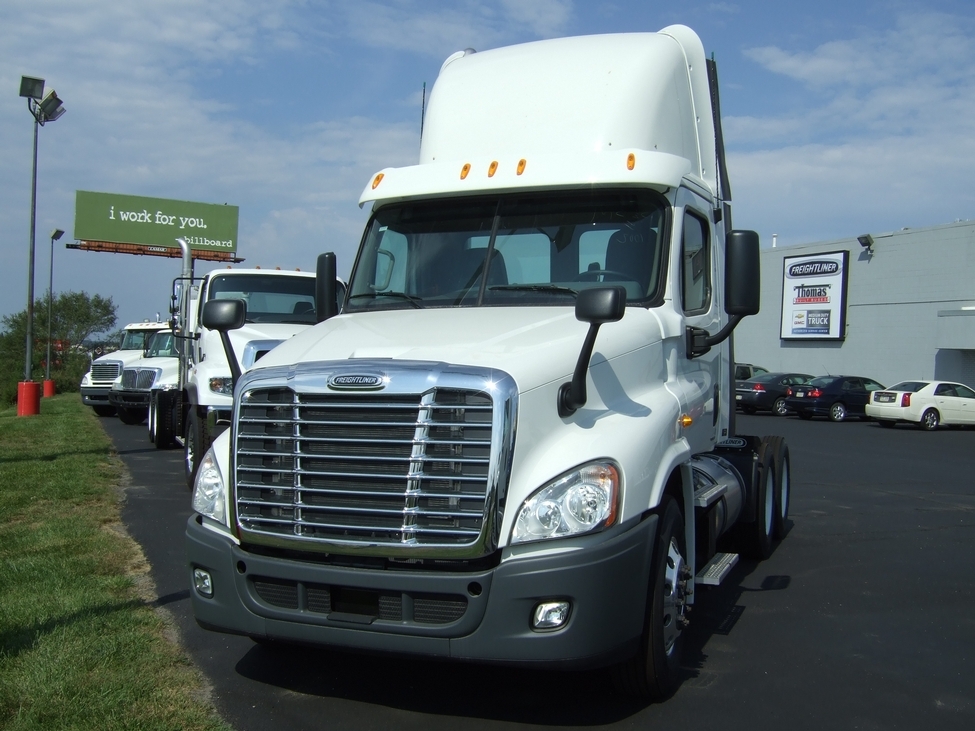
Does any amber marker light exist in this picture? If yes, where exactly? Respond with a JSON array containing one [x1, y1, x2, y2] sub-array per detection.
[[627, 153, 636, 170], [371, 173, 384, 189], [680, 414, 693, 428], [517, 158, 527, 175], [460, 163, 471, 179], [488, 160, 498, 177]]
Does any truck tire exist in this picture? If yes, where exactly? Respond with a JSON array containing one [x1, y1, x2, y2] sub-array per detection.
[[739, 438, 776, 559], [153, 391, 177, 450], [92, 405, 116, 417], [768, 437, 790, 540], [612, 497, 687, 700], [185, 410, 212, 490], [117, 406, 147, 425]]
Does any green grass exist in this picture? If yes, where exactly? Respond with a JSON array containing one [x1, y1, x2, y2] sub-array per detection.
[[0, 396, 231, 731]]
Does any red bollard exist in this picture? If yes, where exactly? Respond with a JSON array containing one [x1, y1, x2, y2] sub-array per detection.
[[17, 381, 42, 416], [43, 380, 57, 398]]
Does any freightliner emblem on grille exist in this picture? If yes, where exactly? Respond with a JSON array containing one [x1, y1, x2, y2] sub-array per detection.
[[327, 373, 386, 390]]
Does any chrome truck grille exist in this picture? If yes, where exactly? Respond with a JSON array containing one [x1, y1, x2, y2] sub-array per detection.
[[90, 361, 122, 382], [232, 363, 517, 559], [120, 368, 159, 390]]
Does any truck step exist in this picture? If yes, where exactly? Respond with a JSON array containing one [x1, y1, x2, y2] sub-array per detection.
[[695, 552, 739, 586], [694, 482, 728, 508]]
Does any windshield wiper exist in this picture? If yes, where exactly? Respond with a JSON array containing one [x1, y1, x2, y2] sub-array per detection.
[[348, 292, 424, 309], [489, 284, 578, 297]]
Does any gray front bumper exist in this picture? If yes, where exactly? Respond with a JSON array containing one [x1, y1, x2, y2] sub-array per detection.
[[186, 513, 657, 668], [81, 387, 111, 406]]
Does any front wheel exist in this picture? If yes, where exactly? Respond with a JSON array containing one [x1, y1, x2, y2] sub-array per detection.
[[153, 391, 177, 449], [117, 406, 147, 425], [612, 497, 688, 700], [184, 410, 212, 489], [921, 409, 940, 431]]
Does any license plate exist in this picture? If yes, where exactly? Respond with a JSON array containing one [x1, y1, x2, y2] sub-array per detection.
[[795, 392, 804, 398], [736, 394, 742, 401], [875, 393, 895, 403]]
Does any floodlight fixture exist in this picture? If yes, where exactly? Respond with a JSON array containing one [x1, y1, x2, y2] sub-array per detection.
[[51, 228, 65, 241], [857, 233, 874, 252], [38, 90, 65, 122], [20, 76, 45, 100]]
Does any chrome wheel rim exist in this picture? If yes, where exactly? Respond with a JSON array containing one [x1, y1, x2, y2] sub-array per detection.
[[662, 537, 687, 656]]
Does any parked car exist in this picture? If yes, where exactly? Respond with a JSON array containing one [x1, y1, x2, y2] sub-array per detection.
[[784, 375, 885, 422], [865, 380, 975, 430], [736, 372, 814, 416], [734, 363, 769, 380]]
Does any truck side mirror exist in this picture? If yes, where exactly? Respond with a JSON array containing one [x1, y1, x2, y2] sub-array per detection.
[[558, 286, 626, 417], [316, 252, 339, 323], [201, 299, 245, 387], [725, 230, 760, 316]]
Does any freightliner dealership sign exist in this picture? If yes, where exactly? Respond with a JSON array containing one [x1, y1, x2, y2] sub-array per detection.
[[779, 250, 849, 341], [73, 191, 239, 257]]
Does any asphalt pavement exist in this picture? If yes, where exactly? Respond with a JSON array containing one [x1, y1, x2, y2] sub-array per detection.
[[106, 411, 975, 730]]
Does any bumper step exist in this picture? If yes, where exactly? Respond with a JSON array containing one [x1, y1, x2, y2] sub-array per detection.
[[695, 552, 739, 586]]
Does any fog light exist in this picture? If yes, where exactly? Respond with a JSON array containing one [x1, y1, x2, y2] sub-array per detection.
[[532, 601, 570, 630], [193, 568, 213, 598]]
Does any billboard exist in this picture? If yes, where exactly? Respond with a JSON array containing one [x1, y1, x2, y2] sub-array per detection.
[[780, 250, 849, 340], [73, 191, 239, 258]]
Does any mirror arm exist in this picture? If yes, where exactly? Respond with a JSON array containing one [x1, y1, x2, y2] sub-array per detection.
[[685, 314, 743, 359], [558, 322, 602, 417]]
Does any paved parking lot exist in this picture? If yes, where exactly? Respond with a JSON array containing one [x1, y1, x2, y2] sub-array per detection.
[[108, 413, 975, 730]]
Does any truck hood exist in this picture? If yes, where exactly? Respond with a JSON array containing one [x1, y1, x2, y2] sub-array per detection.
[[254, 307, 662, 394]]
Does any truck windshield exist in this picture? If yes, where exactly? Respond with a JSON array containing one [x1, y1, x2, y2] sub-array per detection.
[[207, 274, 317, 324], [346, 189, 667, 312], [119, 330, 156, 350], [144, 331, 179, 358]]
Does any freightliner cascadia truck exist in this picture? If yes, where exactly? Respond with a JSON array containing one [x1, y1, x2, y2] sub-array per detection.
[[186, 26, 790, 699]]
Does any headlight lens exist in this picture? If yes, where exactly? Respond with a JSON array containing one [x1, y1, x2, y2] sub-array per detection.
[[209, 377, 233, 395], [192, 448, 226, 524], [511, 462, 620, 544]]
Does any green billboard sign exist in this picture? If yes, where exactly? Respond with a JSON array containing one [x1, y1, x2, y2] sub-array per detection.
[[74, 191, 239, 254]]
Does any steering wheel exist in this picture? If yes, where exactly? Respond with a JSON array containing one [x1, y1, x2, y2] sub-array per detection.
[[571, 269, 631, 282]]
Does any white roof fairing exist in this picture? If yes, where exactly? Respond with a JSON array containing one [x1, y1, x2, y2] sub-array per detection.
[[360, 26, 717, 206]]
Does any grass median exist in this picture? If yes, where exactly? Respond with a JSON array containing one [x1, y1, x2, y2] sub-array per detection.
[[0, 395, 230, 731]]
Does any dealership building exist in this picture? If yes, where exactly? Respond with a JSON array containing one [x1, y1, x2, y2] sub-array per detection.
[[734, 220, 975, 388]]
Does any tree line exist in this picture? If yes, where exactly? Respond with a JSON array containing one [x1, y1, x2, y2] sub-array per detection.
[[0, 292, 118, 405]]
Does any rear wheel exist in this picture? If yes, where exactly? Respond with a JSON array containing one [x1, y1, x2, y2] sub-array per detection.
[[185, 410, 212, 489], [920, 409, 940, 431], [92, 405, 116, 417], [613, 497, 688, 700], [773, 397, 788, 416], [829, 402, 847, 422], [117, 406, 147, 425], [739, 438, 776, 559], [768, 437, 790, 540], [153, 391, 177, 449]]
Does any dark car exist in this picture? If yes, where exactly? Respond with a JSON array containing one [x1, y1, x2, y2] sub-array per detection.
[[784, 375, 885, 422], [734, 363, 769, 381], [736, 372, 814, 416]]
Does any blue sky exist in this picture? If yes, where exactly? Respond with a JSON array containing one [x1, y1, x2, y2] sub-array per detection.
[[1, 0, 973, 329]]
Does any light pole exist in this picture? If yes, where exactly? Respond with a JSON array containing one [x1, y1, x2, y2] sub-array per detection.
[[18, 75, 65, 416], [44, 228, 65, 397]]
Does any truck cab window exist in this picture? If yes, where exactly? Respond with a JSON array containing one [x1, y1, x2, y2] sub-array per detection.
[[681, 210, 711, 314]]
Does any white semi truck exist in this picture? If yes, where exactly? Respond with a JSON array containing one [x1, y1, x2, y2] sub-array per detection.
[[107, 329, 181, 425], [186, 26, 790, 699], [80, 319, 170, 417], [149, 243, 321, 487]]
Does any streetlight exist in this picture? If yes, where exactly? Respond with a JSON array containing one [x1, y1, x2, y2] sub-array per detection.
[[18, 75, 65, 416], [44, 228, 65, 397]]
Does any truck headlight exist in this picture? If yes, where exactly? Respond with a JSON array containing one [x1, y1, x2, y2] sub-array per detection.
[[209, 377, 233, 395], [192, 448, 227, 524], [511, 462, 620, 545]]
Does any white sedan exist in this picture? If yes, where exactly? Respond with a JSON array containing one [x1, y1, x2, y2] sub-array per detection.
[[866, 380, 975, 430]]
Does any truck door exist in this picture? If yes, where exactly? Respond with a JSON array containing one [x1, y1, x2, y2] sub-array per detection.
[[676, 189, 721, 452]]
